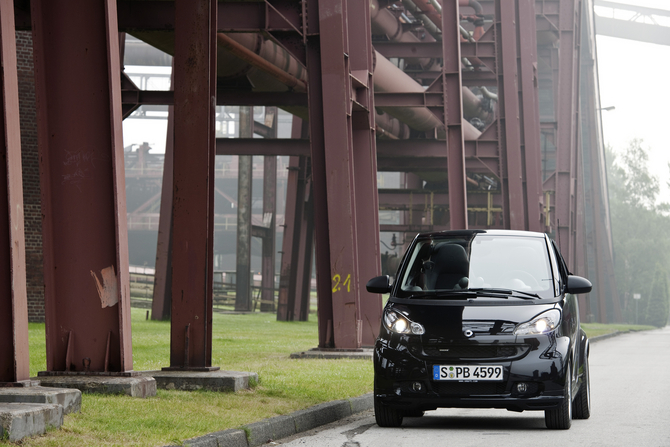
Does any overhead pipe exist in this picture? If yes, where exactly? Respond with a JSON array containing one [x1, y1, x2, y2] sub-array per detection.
[[216, 33, 307, 93], [370, 0, 437, 70], [401, 0, 442, 41]]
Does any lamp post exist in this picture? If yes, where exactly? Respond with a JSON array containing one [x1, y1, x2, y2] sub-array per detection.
[[633, 293, 641, 324]]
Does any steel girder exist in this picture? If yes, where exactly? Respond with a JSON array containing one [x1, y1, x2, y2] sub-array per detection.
[[167, 0, 217, 369], [276, 119, 313, 322], [0, 0, 29, 384], [306, 0, 382, 348], [578, 0, 621, 323], [31, 0, 132, 373]]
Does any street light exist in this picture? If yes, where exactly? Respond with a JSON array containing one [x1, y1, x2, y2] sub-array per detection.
[[598, 106, 616, 112], [633, 293, 641, 324]]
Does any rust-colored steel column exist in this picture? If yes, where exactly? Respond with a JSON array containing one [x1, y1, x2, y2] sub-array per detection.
[[517, 0, 542, 231], [168, 0, 218, 370], [260, 155, 277, 312], [235, 108, 253, 312], [31, 0, 132, 373], [307, 0, 381, 348], [441, 0, 468, 229], [259, 108, 278, 312], [277, 118, 313, 322], [496, 0, 542, 231], [0, 0, 29, 384], [552, 0, 581, 268], [152, 73, 175, 321], [496, 0, 525, 229], [348, 0, 382, 346]]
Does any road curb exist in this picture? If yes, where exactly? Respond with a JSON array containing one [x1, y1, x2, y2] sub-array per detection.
[[172, 393, 373, 447]]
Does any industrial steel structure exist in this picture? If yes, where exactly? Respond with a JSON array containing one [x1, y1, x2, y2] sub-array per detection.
[[1, 0, 621, 382]]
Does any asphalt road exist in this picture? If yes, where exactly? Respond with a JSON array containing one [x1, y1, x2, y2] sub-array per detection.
[[277, 326, 670, 447]]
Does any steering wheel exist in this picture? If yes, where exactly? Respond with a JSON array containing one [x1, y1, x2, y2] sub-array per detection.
[[497, 270, 540, 290]]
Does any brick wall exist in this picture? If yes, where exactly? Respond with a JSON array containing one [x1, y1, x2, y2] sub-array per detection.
[[16, 31, 44, 323]]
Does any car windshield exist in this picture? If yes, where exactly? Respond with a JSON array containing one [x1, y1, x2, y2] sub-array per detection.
[[397, 233, 557, 299]]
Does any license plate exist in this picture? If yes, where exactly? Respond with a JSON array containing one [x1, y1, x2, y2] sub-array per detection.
[[433, 365, 503, 381]]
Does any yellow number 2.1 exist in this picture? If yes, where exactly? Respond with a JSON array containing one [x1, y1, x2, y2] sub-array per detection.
[[332, 273, 352, 293]]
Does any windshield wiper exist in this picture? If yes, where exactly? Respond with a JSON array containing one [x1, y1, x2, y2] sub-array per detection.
[[406, 290, 475, 299], [468, 288, 541, 300]]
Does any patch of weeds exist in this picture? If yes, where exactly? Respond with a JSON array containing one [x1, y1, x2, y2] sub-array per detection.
[[240, 426, 251, 442]]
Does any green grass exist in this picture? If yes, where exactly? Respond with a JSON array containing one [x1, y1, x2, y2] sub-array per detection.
[[5, 309, 372, 447], [581, 322, 656, 338], [4, 311, 656, 446]]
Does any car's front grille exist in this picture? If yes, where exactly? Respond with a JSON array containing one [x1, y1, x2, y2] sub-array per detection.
[[433, 381, 508, 396], [416, 344, 529, 360]]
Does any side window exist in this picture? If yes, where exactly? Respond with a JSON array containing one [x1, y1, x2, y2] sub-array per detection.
[[546, 239, 562, 296], [550, 240, 570, 284]]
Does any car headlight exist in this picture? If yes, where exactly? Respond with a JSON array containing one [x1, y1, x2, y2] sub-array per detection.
[[384, 310, 425, 335], [514, 309, 561, 336]]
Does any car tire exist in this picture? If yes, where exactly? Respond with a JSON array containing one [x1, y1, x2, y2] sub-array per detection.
[[374, 395, 404, 427], [545, 363, 572, 429], [573, 353, 591, 419]]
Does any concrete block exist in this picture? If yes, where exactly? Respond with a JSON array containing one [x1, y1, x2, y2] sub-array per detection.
[[0, 403, 62, 442], [182, 433, 218, 447], [0, 386, 82, 414], [37, 376, 156, 398], [290, 348, 373, 360], [245, 414, 295, 447], [348, 393, 373, 414], [210, 429, 249, 447], [291, 400, 352, 433], [146, 370, 259, 392]]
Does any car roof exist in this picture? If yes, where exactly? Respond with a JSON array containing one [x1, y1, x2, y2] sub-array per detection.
[[413, 229, 547, 239]]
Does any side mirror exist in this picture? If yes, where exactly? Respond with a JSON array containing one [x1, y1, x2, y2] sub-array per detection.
[[566, 275, 592, 295], [366, 275, 392, 294]]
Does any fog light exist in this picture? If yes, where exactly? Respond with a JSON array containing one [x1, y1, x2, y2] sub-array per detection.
[[516, 382, 528, 393], [412, 382, 423, 392]]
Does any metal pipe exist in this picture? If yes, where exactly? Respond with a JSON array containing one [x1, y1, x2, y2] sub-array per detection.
[[462, 86, 490, 121], [373, 48, 444, 132], [401, 0, 442, 41], [216, 33, 307, 93], [370, 0, 438, 70]]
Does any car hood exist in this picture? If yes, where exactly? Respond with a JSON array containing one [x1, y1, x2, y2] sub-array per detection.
[[387, 301, 558, 338]]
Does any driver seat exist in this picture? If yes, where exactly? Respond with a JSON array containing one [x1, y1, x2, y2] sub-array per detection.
[[424, 244, 469, 290]]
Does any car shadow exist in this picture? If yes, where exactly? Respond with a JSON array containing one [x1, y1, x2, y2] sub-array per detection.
[[401, 412, 546, 431]]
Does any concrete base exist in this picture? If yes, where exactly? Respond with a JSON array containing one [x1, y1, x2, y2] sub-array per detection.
[[143, 370, 258, 392], [0, 386, 81, 414], [0, 403, 63, 442], [36, 376, 156, 398], [290, 348, 373, 360]]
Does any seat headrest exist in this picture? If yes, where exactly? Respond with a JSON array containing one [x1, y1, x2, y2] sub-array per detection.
[[431, 244, 469, 276]]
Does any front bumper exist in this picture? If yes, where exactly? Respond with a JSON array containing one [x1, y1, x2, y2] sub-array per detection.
[[374, 332, 570, 413]]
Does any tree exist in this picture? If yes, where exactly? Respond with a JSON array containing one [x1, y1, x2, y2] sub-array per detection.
[[644, 265, 669, 328], [606, 141, 670, 325]]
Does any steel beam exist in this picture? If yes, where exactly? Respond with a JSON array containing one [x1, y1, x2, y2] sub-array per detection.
[[438, 0, 467, 229], [0, 0, 29, 384], [277, 119, 313, 322], [31, 0, 132, 373], [307, 0, 381, 349], [551, 0, 581, 269], [167, 0, 217, 370], [235, 108, 253, 312], [151, 70, 175, 321], [260, 109, 277, 312], [579, 0, 621, 323]]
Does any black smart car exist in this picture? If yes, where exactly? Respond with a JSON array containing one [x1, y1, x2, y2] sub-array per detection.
[[366, 229, 592, 429]]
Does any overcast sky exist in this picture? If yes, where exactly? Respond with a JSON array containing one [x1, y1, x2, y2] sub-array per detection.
[[595, 0, 670, 203]]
